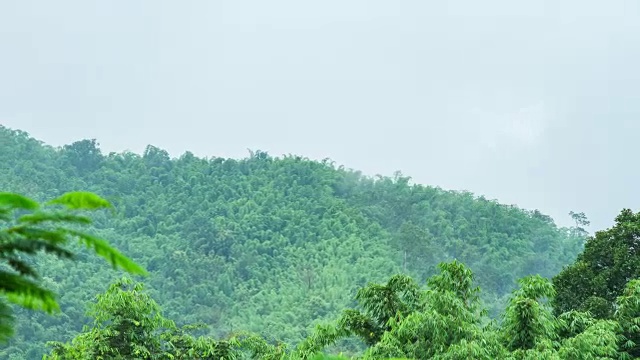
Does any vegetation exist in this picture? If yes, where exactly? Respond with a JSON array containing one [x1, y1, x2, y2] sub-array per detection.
[[0, 191, 145, 345], [43, 278, 281, 360], [40, 257, 640, 359], [0, 125, 601, 358], [554, 208, 640, 357]]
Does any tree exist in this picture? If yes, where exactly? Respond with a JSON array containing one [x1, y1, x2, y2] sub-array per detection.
[[395, 221, 434, 274], [338, 274, 421, 347], [61, 139, 103, 172], [613, 279, 640, 357], [500, 275, 556, 353], [299, 261, 503, 359], [569, 211, 590, 229], [44, 277, 171, 359], [0, 191, 146, 343], [45, 277, 285, 360], [45, 278, 187, 359], [297, 259, 626, 359], [363, 261, 500, 359], [553, 209, 640, 317], [568, 210, 590, 238]]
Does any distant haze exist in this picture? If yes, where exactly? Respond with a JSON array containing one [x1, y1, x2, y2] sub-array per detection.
[[2, 1, 640, 232]]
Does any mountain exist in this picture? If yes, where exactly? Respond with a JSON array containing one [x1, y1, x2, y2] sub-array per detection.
[[0, 126, 584, 358]]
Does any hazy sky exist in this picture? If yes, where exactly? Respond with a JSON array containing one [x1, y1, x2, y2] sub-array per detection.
[[2, 1, 640, 231]]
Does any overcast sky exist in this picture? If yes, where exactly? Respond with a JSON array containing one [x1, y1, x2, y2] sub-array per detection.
[[1, 1, 640, 231]]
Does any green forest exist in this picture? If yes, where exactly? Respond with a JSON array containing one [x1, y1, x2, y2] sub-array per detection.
[[2, 125, 639, 359]]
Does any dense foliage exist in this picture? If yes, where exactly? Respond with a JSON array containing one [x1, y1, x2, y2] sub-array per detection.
[[43, 259, 640, 359], [0, 191, 145, 344], [44, 278, 283, 360], [554, 208, 640, 357], [554, 209, 640, 317], [0, 126, 585, 358], [314, 260, 623, 359]]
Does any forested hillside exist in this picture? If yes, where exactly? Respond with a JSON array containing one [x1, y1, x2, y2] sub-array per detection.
[[0, 126, 585, 358]]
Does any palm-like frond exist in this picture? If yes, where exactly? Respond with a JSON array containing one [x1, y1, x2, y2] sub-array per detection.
[[0, 191, 146, 344], [0, 236, 75, 259], [0, 193, 39, 210], [64, 229, 147, 275], [47, 192, 112, 210], [0, 299, 14, 343], [0, 271, 59, 312], [18, 211, 92, 225]]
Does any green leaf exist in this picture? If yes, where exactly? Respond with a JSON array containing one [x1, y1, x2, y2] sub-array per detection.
[[18, 211, 92, 225], [65, 229, 148, 276], [7, 226, 70, 245], [0, 271, 59, 313], [0, 209, 11, 221], [47, 192, 112, 210], [0, 193, 39, 210], [6, 256, 38, 278], [0, 299, 14, 344], [0, 238, 74, 259]]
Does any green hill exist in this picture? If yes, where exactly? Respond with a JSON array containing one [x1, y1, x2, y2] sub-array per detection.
[[0, 126, 584, 358]]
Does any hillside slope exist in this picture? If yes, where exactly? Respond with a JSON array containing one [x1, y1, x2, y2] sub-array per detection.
[[0, 126, 584, 358]]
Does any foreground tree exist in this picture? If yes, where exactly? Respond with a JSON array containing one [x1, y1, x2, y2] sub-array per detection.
[[553, 209, 640, 317], [297, 261, 503, 359], [614, 279, 640, 358], [0, 191, 146, 343], [501, 275, 557, 353], [298, 260, 627, 359], [45, 277, 287, 360], [363, 261, 502, 359], [41, 256, 638, 359], [45, 278, 172, 359]]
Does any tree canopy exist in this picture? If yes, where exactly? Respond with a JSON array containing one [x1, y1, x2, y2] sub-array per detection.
[[0, 126, 588, 358], [44, 259, 636, 359]]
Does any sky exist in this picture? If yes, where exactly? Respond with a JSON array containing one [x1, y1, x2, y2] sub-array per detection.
[[1, 1, 640, 231]]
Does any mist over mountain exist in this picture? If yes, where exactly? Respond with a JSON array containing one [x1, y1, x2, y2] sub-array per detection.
[[2, 1, 640, 232], [0, 126, 588, 358]]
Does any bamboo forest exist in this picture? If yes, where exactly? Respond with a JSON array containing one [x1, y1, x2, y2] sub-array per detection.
[[2, 125, 640, 359]]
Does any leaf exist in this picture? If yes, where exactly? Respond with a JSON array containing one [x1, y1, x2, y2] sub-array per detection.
[[47, 192, 112, 210], [65, 229, 148, 276], [0, 271, 59, 313], [7, 256, 38, 278], [7, 226, 70, 245], [0, 209, 11, 221], [0, 193, 39, 210], [0, 299, 14, 344], [0, 237, 75, 259], [18, 211, 92, 225]]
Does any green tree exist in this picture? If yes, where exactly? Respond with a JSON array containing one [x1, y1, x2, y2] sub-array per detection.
[[339, 274, 421, 347], [553, 209, 640, 317], [501, 275, 556, 353], [613, 279, 640, 358], [569, 211, 590, 230], [373, 261, 503, 359], [299, 261, 503, 359], [45, 277, 285, 360], [298, 260, 625, 359], [0, 191, 146, 343], [45, 277, 173, 359], [61, 139, 103, 172]]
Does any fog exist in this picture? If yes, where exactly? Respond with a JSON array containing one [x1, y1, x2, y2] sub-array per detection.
[[2, 0, 640, 231]]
